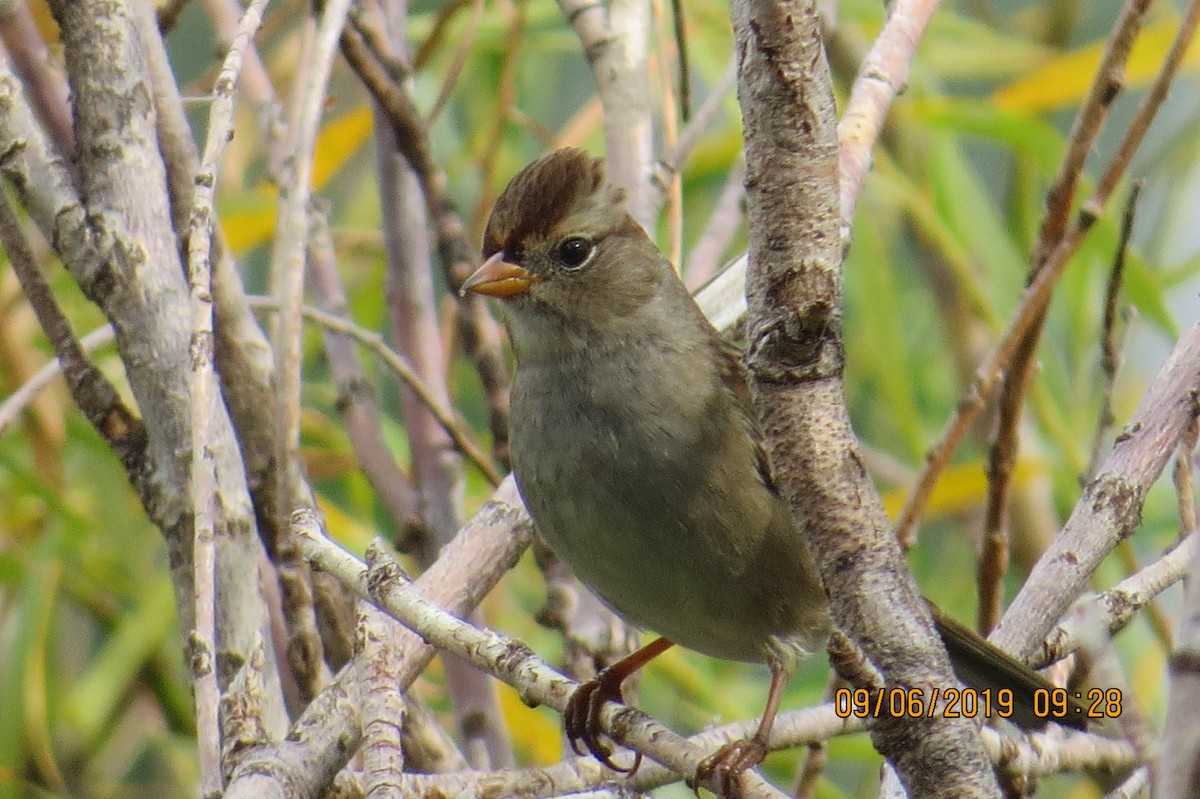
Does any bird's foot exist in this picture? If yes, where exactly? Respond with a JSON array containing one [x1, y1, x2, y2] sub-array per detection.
[[564, 670, 641, 774], [687, 736, 768, 798]]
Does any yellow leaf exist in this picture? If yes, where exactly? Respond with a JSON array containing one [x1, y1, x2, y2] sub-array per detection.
[[993, 18, 1200, 112], [497, 682, 563, 764], [314, 495, 375, 553], [220, 106, 375, 255], [313, 105, 374, 190], [221, 187, 278, 255], [881, 458, 1046, 521]]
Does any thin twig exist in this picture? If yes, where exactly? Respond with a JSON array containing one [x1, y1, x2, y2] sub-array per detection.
[[971, 1, 1152, 631], [224, 477, 533, 799], [339, 22, 513, 464], [1085, 183, 1142, 482], [292, 508, 791, 799], [468, 0, 526, 242], [412, 0, 472, 70], [372, 0, 514, 766], [653, 0, 683, 267], [0, 325, 115, 437], [837, 0, 942, 224], [671, 0, 690, 121], [0, 2, 74, 160], [652, 56, 737, 216], [684, 156, 745, 289], [271, 0, 353, 514], [189, 3, 271, 786], [244, 295, 502, 485], [894, 0, 1198, 545], [424, 0, 485, 125], [305, 216, 427, 546], [1175, 413, 1199, 541]]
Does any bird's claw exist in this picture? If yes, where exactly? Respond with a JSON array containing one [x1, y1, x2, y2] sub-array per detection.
[[687, 737, 768, 798], [564, 672, 641, 774]]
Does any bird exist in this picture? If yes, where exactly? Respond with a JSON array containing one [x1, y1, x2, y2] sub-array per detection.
[[462, 148, 1082, 796]]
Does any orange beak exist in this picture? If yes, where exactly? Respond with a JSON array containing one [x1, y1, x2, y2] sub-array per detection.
[[460, 251, 536, 298]]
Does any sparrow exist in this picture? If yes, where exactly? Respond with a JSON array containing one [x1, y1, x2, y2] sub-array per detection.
[[462, 148, 1081, 795]]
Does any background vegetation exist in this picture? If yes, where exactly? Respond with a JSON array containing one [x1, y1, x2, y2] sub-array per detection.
[[0, 0, 1198, 796]]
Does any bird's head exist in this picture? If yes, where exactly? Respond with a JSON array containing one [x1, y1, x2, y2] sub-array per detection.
[[462, 149, 669, 338]]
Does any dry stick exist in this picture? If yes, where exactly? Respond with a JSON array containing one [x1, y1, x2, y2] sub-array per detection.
[[894, 0, 1199, 547], [187, 0, 271, 789], [268, 0, 355, 707], [144, 0, 316, 725], [203, 0, 421, 579], [695, 0, 945, 333], [1085, 183, 1142, 483], [413, 0, 473, 70], [1174, 414, 1200, 547], [791, 678, 842, 799], [294, 508, 1138, 796], [670, 0, 689, 121], [244, 295, 501, 485], [338, 23, 513, 465], [269, 0, 352, 513], [1091, 184, 1175, 652], [974, 0, 1151, 635], [292, 508, 791, 799], [349, 4, 411, 78], [219, 636, 271, 776], [399, 696, 471, 773], [1040, 528, 1198, 669], [0, 197, 148, 477], [396, 711, 1128, 796], [1160, 409, 1200, 797], [204, 0, 285, 169], [410, 719, 1131, 797], [992, 315, 1200, 666], [736, 0, 998, 794], [47, 1, 270, 717], [1106, 767, 1149, 799]]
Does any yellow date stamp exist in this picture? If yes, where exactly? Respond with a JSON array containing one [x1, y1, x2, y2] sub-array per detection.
[[833, 686, 1123, 723], [834, 687, 1016, 721]]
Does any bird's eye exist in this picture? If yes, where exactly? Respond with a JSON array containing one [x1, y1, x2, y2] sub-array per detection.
[[557, 237, 594, 269]]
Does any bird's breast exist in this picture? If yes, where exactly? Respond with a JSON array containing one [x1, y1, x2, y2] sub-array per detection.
[[508, 344, 828, 662]]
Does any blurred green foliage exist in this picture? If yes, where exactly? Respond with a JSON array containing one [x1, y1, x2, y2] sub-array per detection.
[[1, 0, 1198, 796]]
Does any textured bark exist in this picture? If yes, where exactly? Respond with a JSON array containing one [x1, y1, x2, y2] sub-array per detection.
[[733, 0, 1000, 795]]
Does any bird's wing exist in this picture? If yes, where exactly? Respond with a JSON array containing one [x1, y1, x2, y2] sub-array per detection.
[[709, 334, 781, 498]]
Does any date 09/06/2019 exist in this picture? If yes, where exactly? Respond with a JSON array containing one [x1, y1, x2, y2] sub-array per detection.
[[834, 686, 1122, 722]]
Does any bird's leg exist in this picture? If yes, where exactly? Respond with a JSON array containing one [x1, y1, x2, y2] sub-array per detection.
[[564, 636, 674, 772], [688, 661, 791, 798]]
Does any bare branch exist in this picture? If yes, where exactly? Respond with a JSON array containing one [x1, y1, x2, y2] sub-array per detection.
[[188, 0, 272, 788], [292, 507, 790, 799], [734, 0, 997, 794]]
